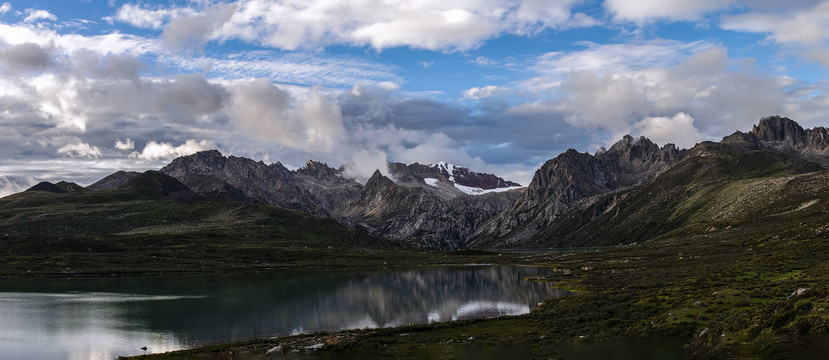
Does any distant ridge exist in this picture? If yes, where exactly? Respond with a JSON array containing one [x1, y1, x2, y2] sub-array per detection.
[[10, 115, 828, 251], [471, 116, 829, 248], [26, 181, 87, 194]]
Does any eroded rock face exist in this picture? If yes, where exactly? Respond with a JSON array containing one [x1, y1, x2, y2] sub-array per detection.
[[472, 116, 829, 249], [156, 151, 523, 249], [471, 135, 686, 247], [160, 150, 325, 215], [750, 116, 829, 164], [347, 170, 522, 249]]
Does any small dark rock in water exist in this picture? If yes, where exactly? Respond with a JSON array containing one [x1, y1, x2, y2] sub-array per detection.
[[141, 346, 147, 351]]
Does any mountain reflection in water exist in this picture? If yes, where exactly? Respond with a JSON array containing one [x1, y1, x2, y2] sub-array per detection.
[[0, 266, 567, 359]]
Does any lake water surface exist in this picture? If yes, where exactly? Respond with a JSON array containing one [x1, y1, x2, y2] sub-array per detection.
[[0, 266, 566, 359]]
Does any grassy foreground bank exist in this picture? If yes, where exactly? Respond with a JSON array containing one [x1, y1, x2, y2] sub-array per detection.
[[123, 215, 829, 360]]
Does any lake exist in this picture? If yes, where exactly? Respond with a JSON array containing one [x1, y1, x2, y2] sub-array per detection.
[[0, 266, 567, 359]]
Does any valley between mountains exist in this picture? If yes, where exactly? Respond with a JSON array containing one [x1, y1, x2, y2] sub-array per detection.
[[3, 116, 829, 359]]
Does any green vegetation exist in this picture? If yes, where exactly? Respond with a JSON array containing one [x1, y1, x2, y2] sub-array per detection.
[[126, 213, 829, 359], [4, 149, 829, 359], [0, 188, 470, 276], [123, 150, 829, 359]]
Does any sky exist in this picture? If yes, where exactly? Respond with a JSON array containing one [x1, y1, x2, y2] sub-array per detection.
[[1, 0, 829, 195]]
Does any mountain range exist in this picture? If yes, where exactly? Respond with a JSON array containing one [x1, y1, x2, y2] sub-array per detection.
[[6, 115, 829, 250]]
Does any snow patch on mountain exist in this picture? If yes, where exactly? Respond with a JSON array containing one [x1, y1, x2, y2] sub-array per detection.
[[431, 161, 456, 174], [454, 183, 523, 196], [424, 178, 439, 187]]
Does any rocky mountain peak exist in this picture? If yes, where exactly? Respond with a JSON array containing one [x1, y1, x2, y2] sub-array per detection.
[[269, 161, 293, 179], [741, 116, 829, 165], [751, 116, 807, 144], [296, 160, 338, 180], [162, 150, 228, 175], [604, 134, 660, 160], [365, 170, 395, 190], [424, 161, 521, 190]]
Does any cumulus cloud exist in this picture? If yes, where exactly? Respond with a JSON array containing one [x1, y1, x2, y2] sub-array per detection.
[[721, 2, 829, 46], [228, 80, 346, 152], [605, 0, 733, 23], [630, 113, 703, 148], [115, 138, 134, 151], [0, 3, 11, 16], [0, 42, 53, 71], [129, 139, 216, 161], [23, 9, 57, 23], [162, 2, 236, 52], [805, 48, 829, 68], [111, 0, 595, 51], [463, 85, 503, 99], [108, 3, 195, 29], [57, 142, 102, 159], [341, 149, 390, 183], [526, 43, 801, 148], [0, 21, 159, 57]]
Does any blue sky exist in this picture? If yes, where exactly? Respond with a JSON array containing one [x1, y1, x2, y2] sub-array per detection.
[[1, 0, 829, 194]]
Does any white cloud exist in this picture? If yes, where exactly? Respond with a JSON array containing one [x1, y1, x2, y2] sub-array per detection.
[[630, 113, 703, 148], [341, 149, 390, 184], [57, 142, 102, 159], [522, 42, 810, 148], [109, 3, 195, 29], [605, 0, 734, 23], [472, 56, 498, 66], [162, 2, 236, 52], [23, 9, 57, 23], [129, 139, 216, 161], [721, 2, 829, 46], [463, 85, 503, 99], [160, 51, 400, 88], [0, 42, 53, 71], [532, 40, 712, 76], [0, 175, 36, 197], [227, 80, 346, 152], [0, 3, 11, 16], [129, 0, 595, 52], [0, 22, 159, 57], [115, 138, 134, 151]]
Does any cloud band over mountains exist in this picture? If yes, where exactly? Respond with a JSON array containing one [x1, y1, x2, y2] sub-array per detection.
[[0, 0, 828, 187]]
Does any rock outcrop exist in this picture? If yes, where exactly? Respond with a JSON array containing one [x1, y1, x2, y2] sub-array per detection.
[[160, 150, 324, 215], [472, 135, 685, 247], [346, 169, 521, 249], [155, 151, 523, 249]]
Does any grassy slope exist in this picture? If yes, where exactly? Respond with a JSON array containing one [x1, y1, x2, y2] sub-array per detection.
[[128, 204, 829, 359], [126, 216, 829, 359], [127, 149, 829, 359], [0, 187, 414, 276], [534, 148, 826, 247]]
